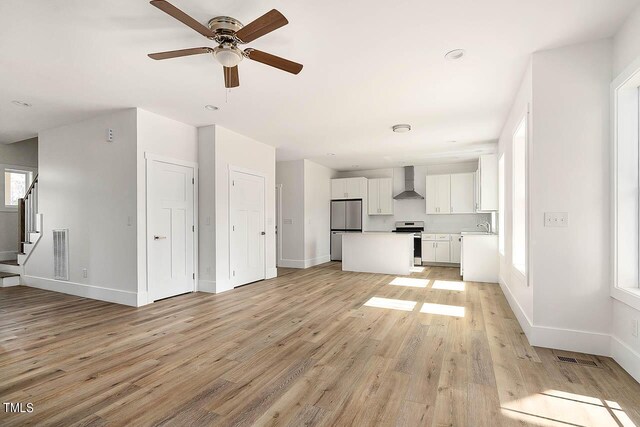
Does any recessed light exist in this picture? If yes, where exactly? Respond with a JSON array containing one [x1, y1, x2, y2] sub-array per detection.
[[327, 153, 336, 156], [445, 49, 465, 61], [447, 140, 457, 143], [11, 100, 32, 107], [392, 124, 411, 133], [204, 105, 219, 111]]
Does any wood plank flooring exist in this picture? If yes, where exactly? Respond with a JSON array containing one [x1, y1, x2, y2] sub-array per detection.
[[1, 263, 639, 426]]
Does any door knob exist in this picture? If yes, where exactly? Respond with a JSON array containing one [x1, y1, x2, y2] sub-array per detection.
[[260, 231, 266, 235], [154, 235, 166, 240]]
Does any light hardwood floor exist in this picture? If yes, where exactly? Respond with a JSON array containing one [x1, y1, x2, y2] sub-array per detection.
[[1, 263, 639, 426]]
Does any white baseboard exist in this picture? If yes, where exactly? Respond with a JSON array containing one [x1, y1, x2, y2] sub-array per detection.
[[278, 256, 331, 269], [611, 336, 640, 383], [0, 250, 17, 261], [531, 325, 611, 357], [0, 275, 20, 287], [278, 258, 306, 269], [304, 255, 331, 268], [22, 275, 138, 307], [499, 276, 610, 356], [499, 276, 533, 341], [198, 279, 216, 293], [266, 267, 277, 279]]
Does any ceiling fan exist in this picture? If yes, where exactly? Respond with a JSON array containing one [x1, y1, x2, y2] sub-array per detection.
[[147, 0, 303, 88]]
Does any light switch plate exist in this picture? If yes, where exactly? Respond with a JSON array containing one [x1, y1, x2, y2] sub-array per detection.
[[544, 212, 568, 227]]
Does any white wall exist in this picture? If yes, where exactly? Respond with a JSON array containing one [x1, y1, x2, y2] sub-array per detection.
[[613, 4, 640, 77], [303, 160, 333, 266], [497, 61, 533, 328], [276, 160, 305, 267], [611, 4, 640, 382], [337, 164, 491, 233], [136, 109, 198, 304], [207, 125, 276, 292], [530, 40, 612, 354], [25, 109, 139, 305], [0, 137, 38, 259]]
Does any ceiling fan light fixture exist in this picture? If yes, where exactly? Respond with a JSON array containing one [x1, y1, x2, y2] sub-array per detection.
[[213, 45, 243, 67], [392, 124, 411, 133]]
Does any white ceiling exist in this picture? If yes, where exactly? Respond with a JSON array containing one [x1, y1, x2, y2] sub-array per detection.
[[1, 0, 637, 170]]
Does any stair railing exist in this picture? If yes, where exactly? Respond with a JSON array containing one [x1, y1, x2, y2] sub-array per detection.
[[18, 174, 39, 251]]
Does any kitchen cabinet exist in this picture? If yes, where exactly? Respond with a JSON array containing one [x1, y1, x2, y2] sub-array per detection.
[[331, 177, 367, 200], [368, 178, 393, 215], [425, 174, 451, 214], [421, 234, 452, 263], [450, 173, 475, 214], [450, 234, 461, 263], [461, 233, 498, 282], [475, 154, 498, 211]]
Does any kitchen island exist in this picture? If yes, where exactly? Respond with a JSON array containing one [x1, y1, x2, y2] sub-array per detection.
[[342, 232, 414, 275]]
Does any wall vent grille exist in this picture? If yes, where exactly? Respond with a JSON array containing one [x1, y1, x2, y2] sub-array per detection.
[[53, 229, 69, 281]]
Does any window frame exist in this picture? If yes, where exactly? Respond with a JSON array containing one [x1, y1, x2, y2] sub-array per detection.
[[512, 114, 528, 278], [498, 153, 505, 256], [0, 164, 36, 212], [611, 55, 640, 311]]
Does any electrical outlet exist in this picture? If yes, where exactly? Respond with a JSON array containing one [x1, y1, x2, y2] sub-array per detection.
[[82, 268, 88, 279], [544, 212, 568, 227], [633, 319, 639, 338]]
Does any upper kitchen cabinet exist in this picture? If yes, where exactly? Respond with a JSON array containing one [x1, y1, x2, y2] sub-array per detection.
[[450, 172, 475, 214], [368, 178, 393, 215], [331, 177, 367, 200], [475, 154, 498, 211], [425, 174, 451, 214]]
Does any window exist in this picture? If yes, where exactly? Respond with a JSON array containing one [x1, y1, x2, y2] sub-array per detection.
[[498, 154, 505, 255], [612, 55, 640, 309], [512, 116, 527, 275], [1, 165, 35, 211]]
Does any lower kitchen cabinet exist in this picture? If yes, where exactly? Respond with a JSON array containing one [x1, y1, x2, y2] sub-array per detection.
[[435, 242, 450, 262], [422, 234, 461, 264], [450, 234, 461, 263]]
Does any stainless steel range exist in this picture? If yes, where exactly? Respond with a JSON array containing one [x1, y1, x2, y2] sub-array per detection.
[[392, 221, 424, 265]]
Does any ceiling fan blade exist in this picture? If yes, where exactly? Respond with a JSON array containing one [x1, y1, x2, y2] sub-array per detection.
[[235, 9, 288, 43], [224, 66, 240, 88], [245, 49, 303, 75], [148, 47, 212, 60], [150, 0, 215, 38]]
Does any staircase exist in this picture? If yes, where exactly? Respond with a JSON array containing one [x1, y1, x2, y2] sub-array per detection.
[[0, 174, 40, 287]]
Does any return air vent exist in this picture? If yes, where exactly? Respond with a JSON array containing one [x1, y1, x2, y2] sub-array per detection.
[[555, 355, 601, 368], [53, 229, 69, 281]]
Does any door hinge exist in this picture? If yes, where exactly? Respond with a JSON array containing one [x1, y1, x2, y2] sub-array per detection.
[[233, 225, 235, 231], [192, 178, 194, 184], [192, 273, 195, 280], [233, 270, 235, 277], [192, 225, 195, 232]]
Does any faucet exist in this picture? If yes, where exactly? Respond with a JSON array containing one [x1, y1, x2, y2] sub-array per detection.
[[477, 221, 491, 233]]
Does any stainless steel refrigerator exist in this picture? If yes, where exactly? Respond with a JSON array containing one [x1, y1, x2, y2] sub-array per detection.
[[330, 200, 362, 261]]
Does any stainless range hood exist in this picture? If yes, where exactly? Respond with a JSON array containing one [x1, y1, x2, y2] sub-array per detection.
[[393, 166, 424, 200]]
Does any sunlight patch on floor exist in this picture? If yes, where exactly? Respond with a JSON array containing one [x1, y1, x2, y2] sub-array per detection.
[[409, 266, 425, 273], [364, 297, 417, 312], [419, 303, 465, 317], [432, 280, 465, 291], [389, 277, 429, 288], [501, 389, 636, 427]]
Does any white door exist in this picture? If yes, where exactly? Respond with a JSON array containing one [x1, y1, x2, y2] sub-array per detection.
[[230, 170, 265, 286], [378, 178, 393, 214], [346, 178, 364, 199], [436, 175, 451, 214], [425, 175, 438, 214], [331, 179, 347, 199], [368, 179, 379, 214], [450, 234, 462, 263], [451, 173, 475, 213], [435, 242, 451, 262], [148, 160, 195, 301]]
